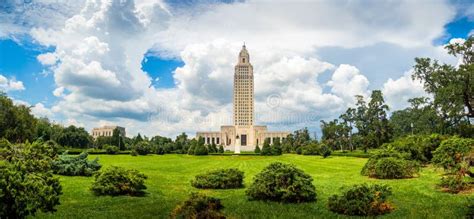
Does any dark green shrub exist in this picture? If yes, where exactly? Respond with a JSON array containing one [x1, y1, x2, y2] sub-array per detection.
[[0, 142, 62, 218], [271, 139, 282, 155], [90, 166, 147, 196], [432, 136, 473, 172], [301, 143, 319, 155], [320, 144, 332, 158], [261, 140, 272, 155], [194, 144, 208, 155], [361, 149, 419, 179], [155, 145, 165, 155], [373, 157, 419, 179], [104, 145, 119, 154], [384, 134, 447, 163], [192, 168, 244, 189], [131, 150, 138, 156], [132, 141, 151, 155], [171, 193, 225, 219], [254, 145, 261, 154], [218, 145, 224, 153], [328, 184, 393, 216], [52, 151, 101, 176], [439, 175, 468, 193], [246, 162, 316, 203]]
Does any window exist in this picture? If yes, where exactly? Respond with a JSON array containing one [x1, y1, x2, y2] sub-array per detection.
[[216, 137, 220, 145]]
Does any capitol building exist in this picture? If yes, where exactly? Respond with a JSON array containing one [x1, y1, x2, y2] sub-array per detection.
[[196, 45, 290, 153]]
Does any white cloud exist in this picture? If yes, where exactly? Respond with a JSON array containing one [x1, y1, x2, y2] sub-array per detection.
[[327, 64, 369, 103], [382, 70, 427, 111], [31, 103, 53, 118], [37, 52, 58, 65], [0, 74, 25, 92]]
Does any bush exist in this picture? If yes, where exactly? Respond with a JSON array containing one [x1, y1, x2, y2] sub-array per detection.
[[0, 142, 62, 218], [218, 145, 224, 153], [432, 136, 473, 172], [373, 157, 419, 179], [254, 145, 261, 154], [192, 168, 244, 189], [301, 143, 319, 155], [104, 145, 119, 154], [194, 144, 208, 155], [131, 150, 138, 156], [361, 149, 419, 179], [384, 134, 447, 163], [52, 151, 101, 176], [132, 141, 151, 155], [439, 175, 468, 194], [90, 166, 147, 196], [320, 144, 332, 158], [261, 140, 272, 155], [171, 193, 225, 219], [328, 183, 393, 216], [246, 162, 316, 203]]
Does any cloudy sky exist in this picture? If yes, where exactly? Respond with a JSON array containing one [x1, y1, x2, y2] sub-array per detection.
[[0, 0, 473, 138]]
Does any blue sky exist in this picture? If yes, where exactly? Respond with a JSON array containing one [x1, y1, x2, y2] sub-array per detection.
[[0, 0, 472, 137]]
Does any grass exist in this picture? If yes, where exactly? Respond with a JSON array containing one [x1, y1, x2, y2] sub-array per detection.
[[35, 154, 472, 218]]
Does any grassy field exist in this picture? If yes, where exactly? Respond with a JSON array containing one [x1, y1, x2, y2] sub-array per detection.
[[35, 154, 472, 219]]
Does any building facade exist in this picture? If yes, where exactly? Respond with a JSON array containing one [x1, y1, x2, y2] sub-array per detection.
[[197, 45, 290, 153], [91, 126, 126, 139]]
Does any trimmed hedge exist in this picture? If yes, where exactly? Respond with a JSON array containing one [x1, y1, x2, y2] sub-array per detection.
[[192, 168, 244, 189], [328, 184, 393, 216], [171, 193, 225, 219], [246, 162, 316, 203], [90, 166, 147, 196]]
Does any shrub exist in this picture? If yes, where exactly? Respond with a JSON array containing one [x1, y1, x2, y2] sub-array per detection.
[[246, 162, 316, 203], [131, 150, 138, 156], [361, 149, 419, 179], [218, 145, 224, 153], [52, 151, 101, 176], [132, 141, 151, 155], [261, 140, 272, 155], [0, 142, 62, 218], [301, 143, 319, 155], [385, 134, 447, 163], [328, 184, 393, 216], [104, 145, 119, 154], [254, 145, 261, 154], [171, 193, 225, 219], [194, 144, 209, 155], [320, 144, 332, 158], [373, 157, 419, 179], [439, 174, 468, 194], [90, 166, 147, 196], [432, 136, 473, 172], [192, 168, 244, 189]]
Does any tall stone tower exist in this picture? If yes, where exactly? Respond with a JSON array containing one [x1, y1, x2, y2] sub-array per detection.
[[233, 44, 254, 126], [232, 44, 255, 152]]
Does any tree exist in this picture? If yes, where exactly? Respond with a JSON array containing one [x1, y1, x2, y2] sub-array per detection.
[[254, 145, 261, 154], [366, 90, 391, 149], [111, 128, 125, 150], [175, 133, 189, 154], [282, 134, 294, 153], [0, 92, 37, 143], [0, 141, 62, 218], [413, 37, 474, 129], [339, 108, 356, 151], [390, 97, 443, 137], [271, 138, 282, 155], [261, 138, 272, 155], [188, 139, 197, 155], [56, 125, 92, 148]]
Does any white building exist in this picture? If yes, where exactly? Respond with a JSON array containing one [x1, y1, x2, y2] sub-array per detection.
[[197, 45, 290, 153], [91, 126, 126, 139]]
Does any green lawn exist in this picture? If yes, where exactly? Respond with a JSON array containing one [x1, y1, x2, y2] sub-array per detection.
[[35, 154, 471, 218]]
